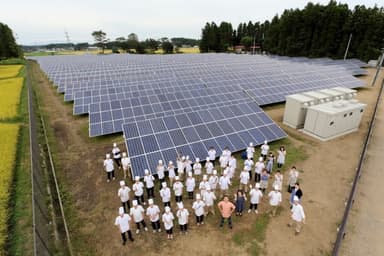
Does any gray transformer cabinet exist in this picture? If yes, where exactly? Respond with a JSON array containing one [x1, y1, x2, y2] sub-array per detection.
[[303, 99, 366, 141], [283, 94, 316, 129]]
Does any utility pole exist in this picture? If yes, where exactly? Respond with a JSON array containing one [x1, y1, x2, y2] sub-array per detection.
[[344, 33, 352, 60], [371, 48, 384, 86]]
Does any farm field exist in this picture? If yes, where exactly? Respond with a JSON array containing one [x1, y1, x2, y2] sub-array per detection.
[[30, 57, 383, 256], [0, 77, 24, 120], [0, 65, 22, 79]]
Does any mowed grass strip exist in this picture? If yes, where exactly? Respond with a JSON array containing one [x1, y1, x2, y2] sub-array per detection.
[[0, 123, 20, 252], [0, 77, 24, 119], [0, 65, 22, 79]]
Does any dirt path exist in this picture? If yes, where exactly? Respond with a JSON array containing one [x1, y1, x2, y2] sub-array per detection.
[[31, 59, 382, 256], [340, 72, 384, 256], [263, 69, 384, 256]]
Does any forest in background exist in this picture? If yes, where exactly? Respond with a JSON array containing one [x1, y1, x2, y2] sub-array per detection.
[[199, 1, 384, 61]]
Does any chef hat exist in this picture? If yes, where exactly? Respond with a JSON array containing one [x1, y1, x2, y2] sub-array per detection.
[[162, 182, 167, 188], [113, 143, 117, 147], [203, 175, 207, 180], [144, 169, 149, 175], [148, 198, 154, 205], [250, 142, 253, 146], [175, 176, 180, 181], [119, 207, 124, 215], [213, 170, 217, 175], [132, 200, 138, 206], [196, 194, 201, 200], [119, 180, 125, 186], [196, 158, 200, 162], [259, 157, 263, 162], [178, 202, 184, 209], [122, 152, 127, 157], [135, 176, 140, 181], [188, 172, 192, 177], [206, 157, 210, 162], [159, 160, 163, 164], [274, 185, 279, 190], [165, 206, 171, 213], [106, 154, 110, 159], [255, 183, 261, 188]]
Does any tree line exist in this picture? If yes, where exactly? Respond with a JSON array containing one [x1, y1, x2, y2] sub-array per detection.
[[199, 1, 384, 61], [91, 31, 199, 54], [0, 22, 22, 59]]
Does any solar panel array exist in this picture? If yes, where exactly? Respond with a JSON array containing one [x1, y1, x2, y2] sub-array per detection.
[[31, 53, 367, 177]]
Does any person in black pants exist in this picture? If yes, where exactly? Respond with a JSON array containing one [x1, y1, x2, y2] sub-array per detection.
[[290, 183, 303, 208], [115, 207, 134, 245]]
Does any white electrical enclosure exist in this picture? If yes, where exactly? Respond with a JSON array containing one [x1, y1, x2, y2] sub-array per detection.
[[283, 94, 316, 128], [303, 99, 366, 141]]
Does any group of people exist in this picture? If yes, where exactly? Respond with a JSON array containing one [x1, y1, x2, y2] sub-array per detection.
[[105, 140, 306, 246]]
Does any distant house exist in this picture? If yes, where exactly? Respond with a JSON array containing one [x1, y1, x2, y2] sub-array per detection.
[[234, 45, 245, 54]]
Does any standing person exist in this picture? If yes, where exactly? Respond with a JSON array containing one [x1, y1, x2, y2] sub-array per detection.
[[290, 182, 303, 207], [277, 146, 286, 168], [112, 143, 122, 169], [260, 140, 269, 160], [268, 185, 282, 217], [115, 207, 134, 245], [129, 200, 148, 234], [246, 142, 255, 160], [273, 170, 284, 191], [167, 161, 176, 186], [146, 198, 161, 233], [248, 183, 263, 214], [143, 169, 155, 199], [208, 146, 216, 165], [260, 169, 270, 194], [218, 195, 235, 229], [254, 157, 265, 183], [132, 176, 145, 205], [160, 182, 171, 207], [162, 206, 174, 239], [185, 172, 196, 200], [208, 170, 219, 191], [244, 157, 254, 180], [193, 158, 202, 182], [199, 175, 210, 199], [192, 194, 206, 226], [266, 152, 275, 174], [103, 154, 115, 182], [185, 156, 193, 179], [219, 155, 227, 173], [176, 156, 185, 181], [118, 180, 131, 213], [219, 170, 231, 198], [203, 186, 216, 216], [121, 152, 131, 179], [205, 157, 214, 175], [288, 196, 306, 235], [234, 190, 246, 216], [287, 166, 299, 193], [173, 176, 184, 203], [222, 147, 231, 166], [228, 155, 237, 179], [176, 202, 189, 234], [239, 168, 250, 192], [156, 160, 165, 183]]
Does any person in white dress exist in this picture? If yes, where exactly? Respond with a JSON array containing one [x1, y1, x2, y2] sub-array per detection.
[[143, 169, 155, 199], [192, 194, 206, 226], [219, 169, 231, 198], [260, 140, 269, 160], [129, 200, 148, 234], [121, 152, 131, 179], [173, 176, 184, 202], [176, 202, 189, 234], [219, 155, 227, 173], [193, 158, 202, 182], [132, 176, 145, 205], [103, 154, 115, 182], [115, 206, 134, 245], [156, 160, 165, 183], [199, 175, 210, 199], [203, 186, 216, 216], [244, 157, 254, 180], [239, 168, 250, 192], [160, 182, 171, 207], [246, 142, 255, 160], [288, 196, 306, 235], [118, 180, 131, 212], [273, 170, 284, 191], [205, 157, 214, 175], [162, 206, 174, 239], [268, 185, 282, 217], [287, 166, 299, 193], [277, 145, 286, 168], [176, 156, 185, 181], [248, 183, 263, 214], [254, 157, 265, 183], [228, 155, 237, 179], [208, 146, 216, 164], [146, 198, 161, 233], [185, 172, 196, 200], [209, 169, 219, 191], [185, 155, 193, 178], [167, 161, 176, 186]]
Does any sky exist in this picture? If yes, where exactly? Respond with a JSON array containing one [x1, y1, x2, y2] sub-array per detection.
[[1, 0, 381, 45]]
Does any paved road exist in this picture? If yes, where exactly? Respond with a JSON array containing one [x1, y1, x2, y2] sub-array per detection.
[[341, 75, 384, 256]]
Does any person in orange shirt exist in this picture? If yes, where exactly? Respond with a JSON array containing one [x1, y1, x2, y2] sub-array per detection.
[[217, 195, 235, 229]]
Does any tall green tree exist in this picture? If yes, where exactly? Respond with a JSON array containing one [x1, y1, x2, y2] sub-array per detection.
[[0, 22, 21, 59], [91, 30, 108, 53]]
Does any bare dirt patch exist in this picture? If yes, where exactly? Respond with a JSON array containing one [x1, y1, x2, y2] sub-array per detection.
[[31, 60, 382, 256]]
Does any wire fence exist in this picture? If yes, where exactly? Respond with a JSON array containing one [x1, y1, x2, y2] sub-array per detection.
[[332, 76, 384, 255]]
